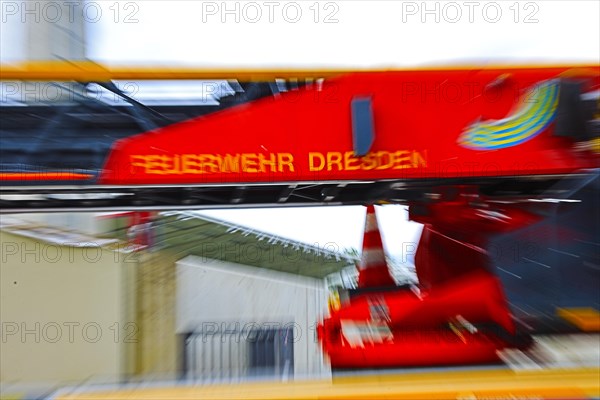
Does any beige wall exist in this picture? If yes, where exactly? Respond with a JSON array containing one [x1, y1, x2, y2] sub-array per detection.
[[9, 213, 116, 238], [134, 250, 179, 378], [0, 231, 137, 385], [1, 219, 334, 387]]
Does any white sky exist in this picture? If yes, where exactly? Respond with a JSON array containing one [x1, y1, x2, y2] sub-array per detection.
[[3, 1, 599, 65], [1, 0, 598, 257], [86, 0, 599, 66], [196, 205, 424, 259]]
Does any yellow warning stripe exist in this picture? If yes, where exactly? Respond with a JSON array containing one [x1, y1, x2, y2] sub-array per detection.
[[1, 61, 598, 81], [557, 308, 600, 332], [53, 367, 599, 400]]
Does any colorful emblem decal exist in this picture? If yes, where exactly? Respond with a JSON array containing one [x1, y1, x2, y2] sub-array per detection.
[[459, 79, 560, 150]]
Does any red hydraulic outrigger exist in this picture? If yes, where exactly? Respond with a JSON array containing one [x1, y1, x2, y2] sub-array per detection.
[[318, 199, 541, 368]]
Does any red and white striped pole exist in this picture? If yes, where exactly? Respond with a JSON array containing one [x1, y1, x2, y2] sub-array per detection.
[[357, 205, 396, 288]]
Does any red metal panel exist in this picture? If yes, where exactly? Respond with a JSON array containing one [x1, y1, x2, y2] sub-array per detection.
[[99, 67, 599, 185]]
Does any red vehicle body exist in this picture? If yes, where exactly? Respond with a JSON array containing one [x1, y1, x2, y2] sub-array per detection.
[[94, 65, 599, 368], [3, 64, 598, 367], [99, 65, 599, 186], [319, 201, 540, 368]]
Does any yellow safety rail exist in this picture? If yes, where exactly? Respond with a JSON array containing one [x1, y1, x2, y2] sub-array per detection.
[[53, 367, 599, 400], [1, 61, 598, 81]]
